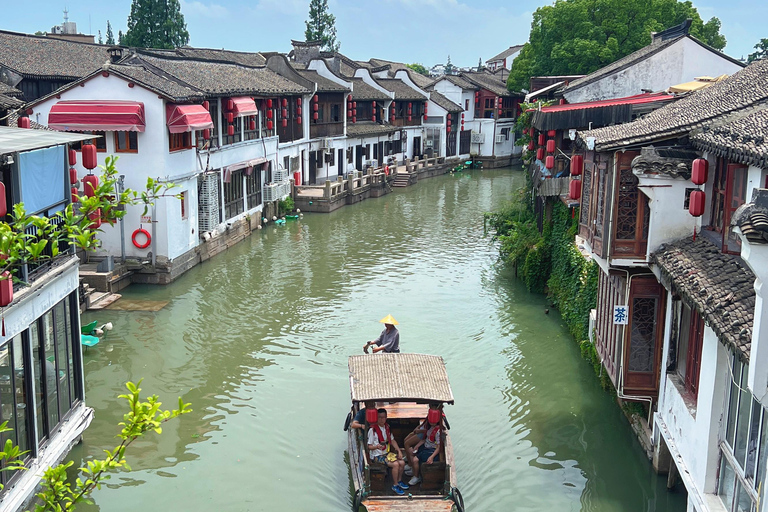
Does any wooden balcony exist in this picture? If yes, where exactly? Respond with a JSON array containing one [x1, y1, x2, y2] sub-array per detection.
[[310, 122, 344, 139]]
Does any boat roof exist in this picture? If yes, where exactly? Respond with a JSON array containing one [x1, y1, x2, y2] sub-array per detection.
[[348, 353, 454, 404]]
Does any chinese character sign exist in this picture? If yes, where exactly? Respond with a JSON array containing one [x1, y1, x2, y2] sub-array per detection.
[[613, 305, 628, 325]]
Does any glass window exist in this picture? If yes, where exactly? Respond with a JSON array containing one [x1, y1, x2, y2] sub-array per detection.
[[54, 301, 71, 415], [727, 357, 742, 445], [169, 131, 192, 152], [114, 131, 139, 153], [734, 363, 751, 468], [12, 335, 28, 454], [30, 321, 45, 442], [41, 311, 59, 431], [719, 456, 736, 510], [65, 296, 77, 403]]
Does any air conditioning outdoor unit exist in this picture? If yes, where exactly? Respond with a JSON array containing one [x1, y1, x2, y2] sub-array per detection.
[[320, 138, 332, 150], [495, 134, 505, 144]]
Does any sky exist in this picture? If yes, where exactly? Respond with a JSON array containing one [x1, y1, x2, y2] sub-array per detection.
[[4, 0, 766, 67]]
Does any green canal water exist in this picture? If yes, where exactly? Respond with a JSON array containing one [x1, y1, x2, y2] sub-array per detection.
[[74, 167, 686, 511]]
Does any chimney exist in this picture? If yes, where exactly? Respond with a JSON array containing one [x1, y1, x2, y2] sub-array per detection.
[[291, 40, 321, 65], [108, 46, 124, 64]]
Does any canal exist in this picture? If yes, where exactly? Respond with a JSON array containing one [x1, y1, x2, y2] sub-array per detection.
[[74, 167, 686, 511]]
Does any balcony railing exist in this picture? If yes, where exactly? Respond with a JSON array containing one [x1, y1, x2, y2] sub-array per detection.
[[310, 122, 344, 139]]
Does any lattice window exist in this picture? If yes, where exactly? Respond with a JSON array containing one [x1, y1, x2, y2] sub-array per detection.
[[580, 162, 592, 227], [628, 297, 657, 372], [594, 166, 605, 238], [642, 195, 650, 240], [616, 167, 639, 240]]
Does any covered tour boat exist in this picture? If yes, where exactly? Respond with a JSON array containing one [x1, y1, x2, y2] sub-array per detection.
[[344, 353, 464, 511]]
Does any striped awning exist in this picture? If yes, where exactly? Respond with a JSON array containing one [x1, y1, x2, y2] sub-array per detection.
[[166, 104, 214, 133], [229, 97, 259, 117], [48, 100, 145, 132]]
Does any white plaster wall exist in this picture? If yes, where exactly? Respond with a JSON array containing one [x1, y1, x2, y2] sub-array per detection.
[[564, 38, 743, 103], [639, 176, 698, 258]]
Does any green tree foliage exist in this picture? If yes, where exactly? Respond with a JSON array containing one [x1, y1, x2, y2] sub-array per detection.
[[118, 30, 124, 44], [97, 31, 103, 45], [507, 0, 728, 91], [122, 0, 190, 49], [406, 63, 429, 76], [105, 21, 115, 45], [748, 38, 768, 62], [444, 55, 454, 75], [304, 0, 339, 52]]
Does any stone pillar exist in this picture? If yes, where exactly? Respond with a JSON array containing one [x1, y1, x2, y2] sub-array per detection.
[[325, 180, 331, 199]]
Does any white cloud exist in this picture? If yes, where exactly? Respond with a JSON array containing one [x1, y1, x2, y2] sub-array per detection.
[[181, 0, 229, 18]]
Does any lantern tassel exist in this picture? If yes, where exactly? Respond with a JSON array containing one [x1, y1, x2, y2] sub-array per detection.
[[693, 226, 697, 242]]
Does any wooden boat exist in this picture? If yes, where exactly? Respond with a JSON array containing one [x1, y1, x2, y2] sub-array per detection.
[[344, 353, 464, 511]]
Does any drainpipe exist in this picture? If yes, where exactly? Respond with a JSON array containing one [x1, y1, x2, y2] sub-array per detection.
[[151, 202, 157, 267], [117, 175, 126, 263]]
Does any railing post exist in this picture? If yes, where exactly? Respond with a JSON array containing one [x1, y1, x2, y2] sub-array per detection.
[[325, 180, 331, 199]]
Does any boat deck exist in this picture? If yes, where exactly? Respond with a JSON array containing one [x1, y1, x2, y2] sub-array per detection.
[[378, 402, 429, 420], [363, 498, 455, 511]]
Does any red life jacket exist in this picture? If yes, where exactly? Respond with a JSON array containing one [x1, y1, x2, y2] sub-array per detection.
[[373, 424, 390, 444], [427, 425, 440, 443]]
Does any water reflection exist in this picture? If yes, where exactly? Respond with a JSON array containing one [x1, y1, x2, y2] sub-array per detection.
[[72, 169, 685, 512]]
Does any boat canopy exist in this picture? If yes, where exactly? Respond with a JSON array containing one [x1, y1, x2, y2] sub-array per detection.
[[348, 353, 454, 404]]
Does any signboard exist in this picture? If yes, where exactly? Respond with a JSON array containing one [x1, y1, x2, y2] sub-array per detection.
[[613, 305, 629, 325], [141, 215, 152, 224], [471, 132, 484, 144]]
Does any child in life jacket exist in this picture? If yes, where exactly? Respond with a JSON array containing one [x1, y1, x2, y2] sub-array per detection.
[[406, 407, 442, 486], [367, 408, 409, 495]]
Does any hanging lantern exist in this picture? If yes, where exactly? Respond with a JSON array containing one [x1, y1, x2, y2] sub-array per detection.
[[352, 116, 356, 124], [461, 112, 464, 119], [372, 114, 376, 122], [424, 103, 428, 114], [537, 134, 545, 146], [545, 155, 554, 169], [528, 140, 534, 151], [365, 408, 378, 424], [83, 174, 99, 198], [296, 97, 302, 106], [68, 149, 77, 166], [267, 110, 273, 120], [17, 117, 30, 129], [447, 125, 451, 133], [313, 103, 319, 112], [250, 119, 256, 131], [408, 115, 412, 122], [498, 109, 502, 117], [547, 130, 556, 137], [423, 114, 428, 121], [282, 98, 288, 108], [348, 109, 352, 118], [559, 98, 566, 105], [353, 109, 357, 116], [80, 144, 98, 169], [282, 118, 288, 128], [70, 186, 79, 203], [282, 108, 288, 118], [227, 112, 234, 123], [313, 95, 319, 103], [571, 154, 583, 176], [372, 101, 377, 108], [267, 99, 273, 108], [692, 158, 709, 185], [569, 179, 582, 200], [546, 139, 555, 153], [0, 272, 12, 308], [297, 116, 302, 125], [447, 118, 452, 126], [689, 190, 706, 217], [537, 148, 545, 160], [352, 102, 357, 109], [408, 102, 412, 109], [88, 208, 102, 230], [69, 167, 78, 184], [227, 125, 235, 136], [297, 107, 302, 116], [267, 120, 274, 130], [313, 112, 319, 121], [203, 100, 210, 110], [227, 99, 234, 111]]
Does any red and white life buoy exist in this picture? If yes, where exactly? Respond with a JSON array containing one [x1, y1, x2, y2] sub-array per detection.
[[132, 228, 151, 249]]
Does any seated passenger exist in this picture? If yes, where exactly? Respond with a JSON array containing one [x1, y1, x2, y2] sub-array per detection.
[[350, 401, 376, 430], [367, 408, 409, 495], [406, 410, 441, 486], [404, 403, 440, 455]]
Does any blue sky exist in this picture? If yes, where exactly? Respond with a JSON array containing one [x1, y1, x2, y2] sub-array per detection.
[[5, 0, 766, 66]]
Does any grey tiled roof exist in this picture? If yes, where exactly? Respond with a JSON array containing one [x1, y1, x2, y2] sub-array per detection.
[[296, 70, 349, 92], [109, 64, 205, 101], [0, 83, 22, 97], [0, 94, 23, 108], [460, 71, 515, 96], [0, 30, 109, 79], [321, 51, 362, 77], [346, 122, 397, 137], [374, 78, 426, 100], [580, 58, 768, 151], [140, 47, 267, 67], [439, 75, 477, 91], [652, 237, 755, 361], [733, 190, 768, 245], [135, 54, 310, 95], [349, 78, 390, 101], [429, 91, 463, 113], [487, 45, 523, 63], [691, 107, 768, 169]]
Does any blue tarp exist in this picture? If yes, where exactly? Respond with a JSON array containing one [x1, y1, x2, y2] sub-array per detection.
[[18, 146, 65, 214]]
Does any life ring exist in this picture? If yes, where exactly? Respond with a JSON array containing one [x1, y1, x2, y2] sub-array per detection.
[[132, 228, 151, 249], [352, 489, 363, 511], [343, 412, 352, 431], [384, 165, 390, 176], [451, 487, 464, 512]]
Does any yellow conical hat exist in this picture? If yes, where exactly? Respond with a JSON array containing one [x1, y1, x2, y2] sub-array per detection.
[[379, 314, 399, 325]]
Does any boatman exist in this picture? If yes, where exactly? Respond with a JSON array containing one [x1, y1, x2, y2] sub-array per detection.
[[364, 315, 400, 353]]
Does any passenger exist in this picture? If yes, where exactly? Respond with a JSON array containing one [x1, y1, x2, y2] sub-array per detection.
[[406, 411, 441, 486], [367, 408, 409, 495], [350, 401, 376, 430], [364, 315, 400, 353], [404, 403, 440, 455]]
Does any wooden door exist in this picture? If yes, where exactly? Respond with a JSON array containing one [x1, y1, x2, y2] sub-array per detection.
[[623, 277, 666, 394], [309, 151, 317, 185], [612, 150, 647, 258], [338, 149, 344, 175]]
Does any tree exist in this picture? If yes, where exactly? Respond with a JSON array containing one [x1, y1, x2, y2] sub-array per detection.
[[507, 0, 728, 91], [406, 63, 429, 76], [0, 380, 191, 510], [98, 30, 103, 45], [118, 30, 124, 44], [122, 0, 190, 49], [748, 38, 768, 62], [444, 55, 454, 75], [477, 57, 483, 71], [106, 21, 115, 45], [304, 0, 339, 52]]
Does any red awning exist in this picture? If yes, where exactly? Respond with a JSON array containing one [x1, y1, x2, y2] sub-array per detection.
[[229, 97, 259, 117], [48, 100, 146, 132], [166, 104, 214, 134], [531, 92, 675, 113]]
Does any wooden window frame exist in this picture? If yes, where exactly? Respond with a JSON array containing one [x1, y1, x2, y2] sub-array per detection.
[[179, 191, 188, 220], [623, 277, 666, 395], [169, 131, 193, 152], [709, 158, 748, 254], [114, 131, 138, 153], [683, 307, 704, 399], [611, 150, 647, 258]]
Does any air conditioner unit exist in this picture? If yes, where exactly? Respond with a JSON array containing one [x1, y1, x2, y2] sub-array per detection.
[[495, 134, 505, 144], [320, 138, 332, 150], [425, 140, 434, 148]]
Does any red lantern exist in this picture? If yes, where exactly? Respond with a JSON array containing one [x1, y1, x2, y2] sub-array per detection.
[[267, 120, 273, 130], [88, 208, 102, 229], [83, 174, 99, 197], [498, 109, 502, 117], [267, 110, 273, 120], [427, 408, 440, 424], [313, 95, 319, 103], [408, 116, 412, 122], [348, 109, 352, 118], [70, 187, 79, 203], [372, 114, 377, 122], [0, 272, 13, 307], [424, 114, 428, 121], [352, 102, 357, 109], [203, 100, 210, 110], [313, 112, 319, 121], [297, 107, 302, 116], [281, 98, 288, 108], [547, 130, 556, 137], [226, 99, 233, 111], [546, 139, 555, 153], [297, 116, 302, 125], [692, 158, 708, 185], [408, 102, 412, 109], [352, 116, 356, 124], [282, 108, 288, 118], [68, 149, 77, 166], [559, 98, 566, 105], [282, 118, 288, 128], [267, 99, 273, 108], [689, 190, 705, 217], [538, 134, 545, 146], [313, 103, 319, 112], [528, 140, 534, 150], [545, 155, 554, 169], [569, 179, 582, 200], [537, 148, 544, 160], [424, 103, 428, 114], [365, 408, 378, 424], [227, 112, 234, 123], [461, 113, 464, 119], [447, 119, 452, 126], [447, 125, 451, 132], [69, 167, 78, 184], [250, 119, 256, 131], [227, 125, 234, 136], [296, 97, 302, 106], [373, 101, 377, 107], [353, 109, 357, 116], [571, 155, 583, 176], [17, 117, 30, 129]]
